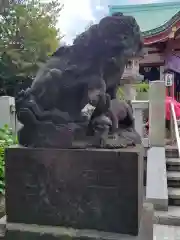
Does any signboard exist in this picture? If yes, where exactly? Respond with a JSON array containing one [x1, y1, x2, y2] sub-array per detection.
[[164, 73, 174, 87]]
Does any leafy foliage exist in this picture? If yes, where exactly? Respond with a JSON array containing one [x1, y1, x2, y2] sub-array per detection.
[[117, 82, 149, 99], [117, 87, 125, 100], [0, 0, 63, 96], [0, 125, 17, 195], [135, 82, 149, 92]]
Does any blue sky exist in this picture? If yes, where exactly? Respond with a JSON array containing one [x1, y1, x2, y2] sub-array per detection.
[[60, 0, 177, 43]]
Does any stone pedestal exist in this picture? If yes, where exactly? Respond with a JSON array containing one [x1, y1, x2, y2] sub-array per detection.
[[123, 84, 137, 101], [5, 146, 145, 239], [149, 81, 165, 147]]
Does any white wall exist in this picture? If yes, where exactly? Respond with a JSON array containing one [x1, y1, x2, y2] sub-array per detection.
[[0, 96, 22, 133]]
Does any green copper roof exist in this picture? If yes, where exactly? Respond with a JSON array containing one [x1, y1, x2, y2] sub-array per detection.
[[109, 2, 180, 36]]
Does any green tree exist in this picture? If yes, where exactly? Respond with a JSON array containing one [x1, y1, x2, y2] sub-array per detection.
[[0, 0, 63, 96]]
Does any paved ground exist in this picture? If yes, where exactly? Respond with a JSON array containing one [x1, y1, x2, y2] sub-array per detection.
[[155, 206, 180, 225], [154, 224, 180, 239], [2, 216, 180, 239]]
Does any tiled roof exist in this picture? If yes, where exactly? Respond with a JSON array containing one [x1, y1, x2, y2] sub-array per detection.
[[109, 2, 180, 37]]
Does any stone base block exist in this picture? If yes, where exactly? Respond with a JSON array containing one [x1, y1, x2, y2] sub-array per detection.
[[5, 227, 147, 240], [5, 146, 143, 236], [5, 203, 153, 240]]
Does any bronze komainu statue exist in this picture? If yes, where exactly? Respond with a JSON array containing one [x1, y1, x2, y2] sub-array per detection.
[[15, 13, 144, 148]]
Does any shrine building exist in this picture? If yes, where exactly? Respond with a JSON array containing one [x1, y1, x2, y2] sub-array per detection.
[[109, 1, 180, 100]]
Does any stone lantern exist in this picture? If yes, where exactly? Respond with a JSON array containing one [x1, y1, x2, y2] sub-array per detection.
[[121, 59, 144, 101]]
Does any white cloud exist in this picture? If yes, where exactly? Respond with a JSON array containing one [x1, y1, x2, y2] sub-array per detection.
[[60, 0, 95, 44], [95, 5, 105, 10], [58, 0, 173, 44]]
